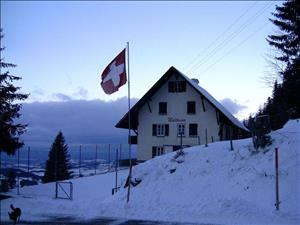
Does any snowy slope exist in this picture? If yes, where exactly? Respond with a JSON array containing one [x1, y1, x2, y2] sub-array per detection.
[[1, 120, 299, 224]]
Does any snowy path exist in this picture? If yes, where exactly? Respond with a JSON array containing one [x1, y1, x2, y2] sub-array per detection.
[[1, 217, 209, 225]]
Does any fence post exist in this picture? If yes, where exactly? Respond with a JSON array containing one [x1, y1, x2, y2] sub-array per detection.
[[108, 144, 111, 171], [180, 132, 183, 150], [27, 146, 30, 180], [275, 147, 280, 210], [70, 182, 73, 200], [17, 149, 20, 195], [95, 144, 98, 175], [205, 128, 208, 147], [119, 144, 122, 160], [79, 145, 82, 177], [230, 127, 234, 151], [55, 181, 58, 199], [115, 148, 118, 192]]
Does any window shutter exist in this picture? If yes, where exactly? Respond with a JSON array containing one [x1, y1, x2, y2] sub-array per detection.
[[165, 124, 169, 136], [152, 146, 157, 158], [152, 124, 157, 136], [181, 81, 186, 92]]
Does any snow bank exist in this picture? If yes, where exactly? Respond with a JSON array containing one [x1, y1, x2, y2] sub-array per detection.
[[1, 119, 299, 224]]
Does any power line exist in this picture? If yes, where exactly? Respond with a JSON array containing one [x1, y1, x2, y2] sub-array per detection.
[[187, 2, 273, 75], [188, 2, 272, 74], [198, 22, 270, 76], [184, 1, 258, 71]]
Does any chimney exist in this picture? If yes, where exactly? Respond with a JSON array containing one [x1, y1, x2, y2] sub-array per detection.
[[191, 78, 199, 85]]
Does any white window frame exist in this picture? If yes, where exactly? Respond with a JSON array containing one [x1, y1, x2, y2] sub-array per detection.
[[177, 123, 185, 137], [157, 124, 165, 137], [156, 146, 164, 156]]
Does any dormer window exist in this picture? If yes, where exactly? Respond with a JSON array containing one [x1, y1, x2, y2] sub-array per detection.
[[168, 81, 186, 92]]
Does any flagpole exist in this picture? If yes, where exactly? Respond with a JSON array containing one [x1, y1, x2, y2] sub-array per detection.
[[126, 41, 132, 203]]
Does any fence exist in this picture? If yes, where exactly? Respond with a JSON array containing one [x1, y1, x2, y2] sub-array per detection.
[[0, 143, 136, 194]]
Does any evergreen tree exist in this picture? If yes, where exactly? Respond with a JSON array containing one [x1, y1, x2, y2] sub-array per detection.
[[43, 131, 72, 183], [268, 0, 300, 121], [258, 0, 300, 130], [0, 29, 29, 155], [281, 57, 300, 118], [267, 0, 299, 66]]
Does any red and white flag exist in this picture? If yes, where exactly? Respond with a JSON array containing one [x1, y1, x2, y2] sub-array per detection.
[[100, 48, 127, 95]]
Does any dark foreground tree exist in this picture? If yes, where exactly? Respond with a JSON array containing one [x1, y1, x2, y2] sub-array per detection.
[[258, 0, 300, 130], [267, 0, 299, 66], [43, 131, 72, 183], [0, 29, 29, 155]]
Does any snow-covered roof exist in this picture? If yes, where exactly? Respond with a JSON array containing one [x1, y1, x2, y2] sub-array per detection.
[[178, 69, 249, 131], [116, 66, 249, 132]]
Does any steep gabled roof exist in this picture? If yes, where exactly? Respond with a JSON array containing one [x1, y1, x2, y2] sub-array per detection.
[[115, 66, 248, 131]]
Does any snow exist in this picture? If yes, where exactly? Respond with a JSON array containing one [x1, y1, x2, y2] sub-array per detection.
[[1, 119, 299, 224]]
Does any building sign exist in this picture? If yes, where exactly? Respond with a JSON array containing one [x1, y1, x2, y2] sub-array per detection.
[[168, 117, 186, 122]]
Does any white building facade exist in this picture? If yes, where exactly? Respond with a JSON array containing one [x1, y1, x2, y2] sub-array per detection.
[[116, 67, 249, 161]]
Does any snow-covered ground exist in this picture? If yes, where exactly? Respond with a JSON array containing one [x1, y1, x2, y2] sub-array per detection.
[[1, 120, 299, 224]]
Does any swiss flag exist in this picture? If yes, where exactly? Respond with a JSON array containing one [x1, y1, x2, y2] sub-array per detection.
[[101, 48, 127, 94]]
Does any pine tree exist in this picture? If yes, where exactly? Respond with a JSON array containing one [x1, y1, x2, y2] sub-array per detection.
[[42, 131, 72, 183], [267, 0, 299, 66], [281, 57, 300, 118], [0, 29, 29, 155], [259, 0, 300, 130]]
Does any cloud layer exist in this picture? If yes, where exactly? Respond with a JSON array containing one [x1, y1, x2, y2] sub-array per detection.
[[219, 98, 247, 116], [18, 97, 246, 148], [19, 97, 138, 147]]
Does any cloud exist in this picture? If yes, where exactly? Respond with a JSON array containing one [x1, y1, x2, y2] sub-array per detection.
[[18, 97, 138, 147], [73, 87, 88, 99], [219, 98, 247, 115], [52, 93, 73, 101]]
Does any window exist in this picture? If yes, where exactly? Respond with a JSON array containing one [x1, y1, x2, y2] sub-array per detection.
[[152, 146, 164, 158], [159, 102, 167, 115], [168, 82, 175, 92], [157, 124, 165, 136], [168, 81, 186, 92], [189, 123, 198, 136], [177, 123, 185, 137], [187, 101, 196, 114], [152, 124, 169, 137]]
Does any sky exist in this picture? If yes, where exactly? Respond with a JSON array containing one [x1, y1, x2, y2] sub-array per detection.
[[1, 1, 283, 146]]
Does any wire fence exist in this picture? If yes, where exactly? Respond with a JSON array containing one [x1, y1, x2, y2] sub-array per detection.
[[0, 143, 135, 190]]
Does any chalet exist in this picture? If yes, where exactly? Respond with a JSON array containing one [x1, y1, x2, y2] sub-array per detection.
[[116, 66, 249, 161]]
